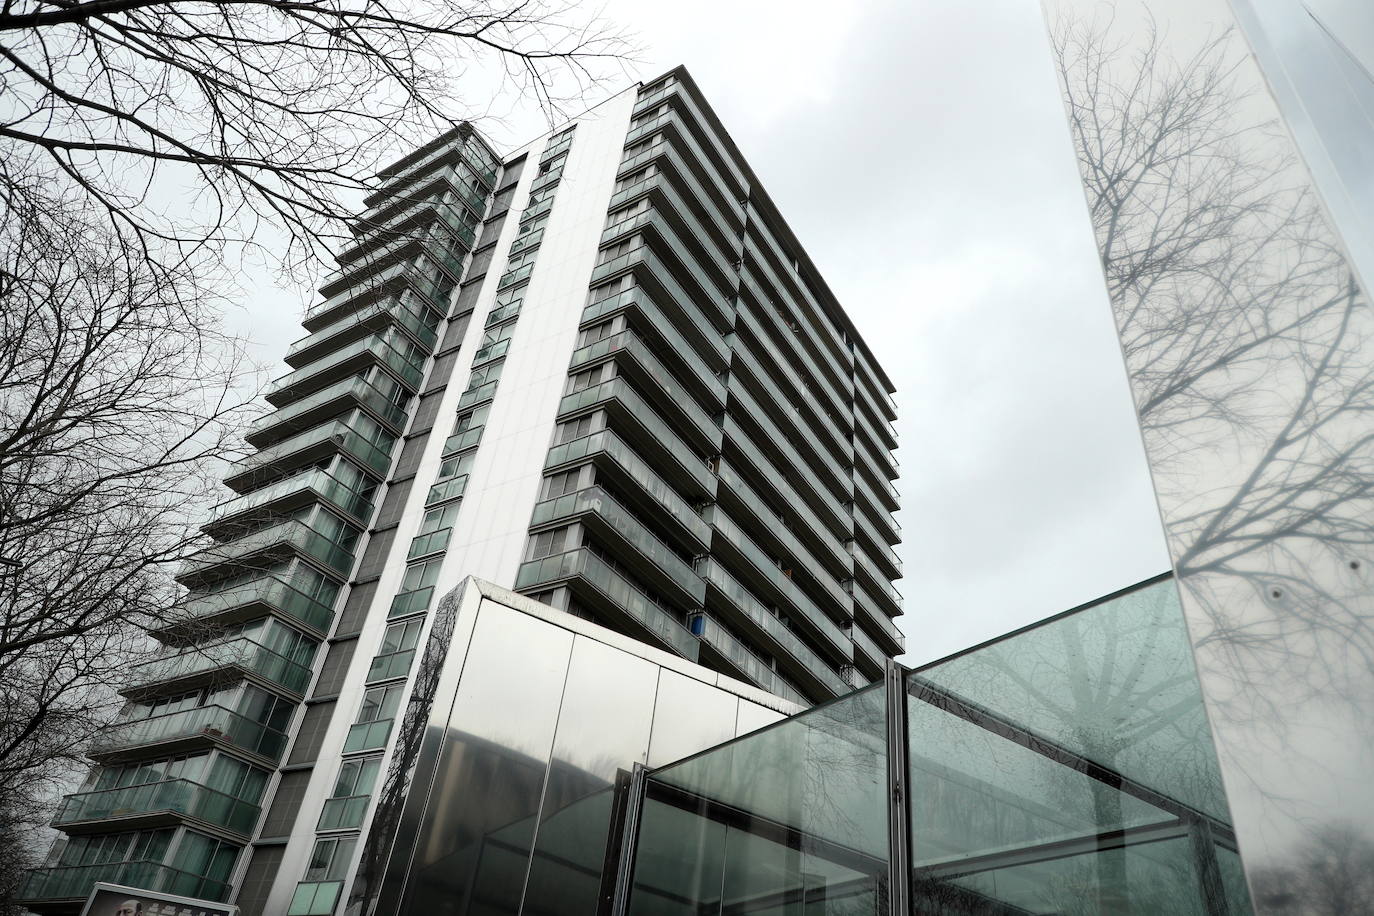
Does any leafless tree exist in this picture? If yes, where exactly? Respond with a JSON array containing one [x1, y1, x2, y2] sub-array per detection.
[[0, 0, 632, 276]]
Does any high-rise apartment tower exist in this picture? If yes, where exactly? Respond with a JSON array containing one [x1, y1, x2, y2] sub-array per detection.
[[20, 67, 902, 915]]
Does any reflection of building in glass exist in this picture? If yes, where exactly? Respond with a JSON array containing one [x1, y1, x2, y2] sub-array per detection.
[[351, 574, 1251, 916], [19, 69, 903, 915], [1041, 0, 1374, 910]]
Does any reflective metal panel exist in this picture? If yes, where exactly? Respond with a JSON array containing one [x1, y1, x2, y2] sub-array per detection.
[[1041, 0, 1374, 907], [521, 636, 660, 915], [645, 670, 739, 768], [399, 599, 574, 914]]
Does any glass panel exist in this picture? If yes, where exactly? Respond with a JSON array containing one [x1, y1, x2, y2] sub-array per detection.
[[631, 684, 890, 915]]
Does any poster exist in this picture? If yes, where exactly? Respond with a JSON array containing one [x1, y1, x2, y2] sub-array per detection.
[[80, 882, 237, 916]]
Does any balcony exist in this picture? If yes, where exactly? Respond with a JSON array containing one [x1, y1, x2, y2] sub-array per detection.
[[853, 510, 903, 580], [719, 420, 851, 569], [204, 467, 375, 537], [177, 519, 355, 585], [543, 428, 711, 553], [715, 458, 852, 609], [622, 110, 744, 227], [696, 557, 850, 698], [850, 621, 887, 678], [726, 378, 851, 527], [582, 276, 730, 375], [737, 275, 851, 426], [691, 615, 807, 706], [851, 542, 904, 618], [167, 572, 336, 638], [318, 231, 464, 307], [90, 704, 289, 765], [441, 424, 483, 457], [730, 339, 851, 493], [456, 378, 498, 412], [365, 648, 415, 683], [388, 586, 433, 620], [581, 286, 728, 405], [53, 778, 262, 837], [530, 485, 706, 608], [854, 401, 899, 473], [285, 300, 438, 370], [557, 377, 716, 500], [703, 506, 852, 664], [603, 182, 737, 293], [568, 330, 722, 454], [20, 861, 231, 908], [616, 136, 745, 248], [514, 548, 700, 662], [853, 582, 905, 656], [344, 192, 478, 263], [598, 217, 737, 323], [589, 236, 732, 333], [426, 474, 468, 507], [853, 471, 901, 541], [318, 794, 370, 831], [745, 224, 852, 377], [735, 307, 853, 455], [244, 376, 408, 449], [265, 334, 423, 406], [126, 634, 314, 699], [343, 718, 394, 753], [628, 83, 747, 194], [227, 419, 393, 492], [367, 136, 494, 209], [305, 259, 451, 331]]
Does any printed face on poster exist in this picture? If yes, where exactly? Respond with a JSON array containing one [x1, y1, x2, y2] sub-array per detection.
[[81, 883, 237, 916]]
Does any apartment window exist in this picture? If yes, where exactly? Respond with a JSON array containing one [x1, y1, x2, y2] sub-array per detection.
[[466, 360, 504, 391], [479, 321, 515, 350], [542, 468, 584, 499], [390, 558, 441, 619], [453, 405, 489, 435], [589, 275, 631, 305], [288, 836, 357, 915], [606, 197, 650, 230], [613, 166, 655, 194], [597, 236, 640, 266], [528, 527, 569, 561], [623, 134, 662, 160], [401, 559, 441, 593], [318, 757, 382, 831], [518, 213, 549, 236], [437, 450, 475, 482], [556, 414, 597, 444], [568, 365, 608, 394], [419, 503, 460, 536], [343, 684, 402, 752], [504, 249, 537, 273], [578, 321, 617, 347]]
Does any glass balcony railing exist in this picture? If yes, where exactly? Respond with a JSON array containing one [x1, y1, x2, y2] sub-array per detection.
[[737, 272, 851, 426], [343, 719, 393, 753], [854, 402, 899, 468], [91, 704, 289, 763], [735, 307, 853, 454], [367, 144, 491, 212], [727, 378, 850, 525], [309, 260, 452, 330], [207, 467, 375, 531], [722, 417, 850, 562], [850, 620, 887, 673], [180, 573, 336, 635], [628, 86, 747, 193], [229, 420, 393, 485], [268, 333, 424, 401], [582, 277, 730, 372], [851, 542, 903, 614], [568, 331, 722, 451], [245, 376, 408, 446], [745, 225, 852, 372], [179, 519, 356, 582], [691, 615, 808, 706], [408, 528, 451, 560], [589, 239, 732, 332], [318, 794, 370, 831], [426, 474, 468, 507], [366, 648, 415, 683], [54, 778, 262, 835], [441, 425, 483, 457], [530, 485, 705, 606], [703, 505, 851, 661], [616, 139, 744, 245], [581, 286, 728, 401], [852, 583, 905, 651], [456, 379, 499, 411], [286, 301, 438, 367], [854, 511, 903, 577], [20, 860, 232, 904], [515, 548, 700, 662], [471, 336, 511, 365], [484, 300, 522, 327], [696, 557, 851, 694], [622, 110, 744, 216], [388, 586, 433, 620], [731, 341, 850, 492], [496, 261, 534, 290], [715, 459, 852, 612], [853, 471, 901, 539], [539, 134, 573, 163], [131, 634, 314, 697], [347, 193, 477, 261], [603, 185, 736, 291], [507, 226, 543, 257], [529, 165, 563, 193], [854, 441, 901, 508], [557, 378, 715, 498], [544, 429, 712, 550]]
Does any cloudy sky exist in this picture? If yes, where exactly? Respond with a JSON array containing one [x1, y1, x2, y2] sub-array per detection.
[[231, 0, 1172, 667]]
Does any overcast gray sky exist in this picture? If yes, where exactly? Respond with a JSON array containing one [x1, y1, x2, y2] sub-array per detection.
[[230, 0, 1172, 668]]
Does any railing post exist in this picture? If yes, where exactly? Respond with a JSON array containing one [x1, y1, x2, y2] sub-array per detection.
[[606, 762, 648, 916], [885, 658, 911, 915]]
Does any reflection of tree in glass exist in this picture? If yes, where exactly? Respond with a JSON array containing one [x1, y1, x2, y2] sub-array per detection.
[[916, 584, 1226, 914], [1049, 4, 1374, 854]]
